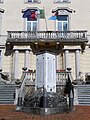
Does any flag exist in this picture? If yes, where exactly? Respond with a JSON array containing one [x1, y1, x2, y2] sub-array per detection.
[[22, 9, 37, 21], [48, 11, 58, 20], [40, 9, 45, 19], [64, 74, 74, 97], [30, 11, 37, 21], [22, 9, 31, 18], [48, 15, 57, 20]]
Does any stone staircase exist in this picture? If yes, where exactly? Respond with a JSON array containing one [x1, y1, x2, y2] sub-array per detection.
[[0, 84, 16, 104], [77, 84, 90, 105], [0, 83, 90, 105]]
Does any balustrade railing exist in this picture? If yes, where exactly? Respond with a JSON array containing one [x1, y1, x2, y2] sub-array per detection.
[[56, 71, 68, 85], [7, 31, 87, 41], [22, 70, 70, 85]]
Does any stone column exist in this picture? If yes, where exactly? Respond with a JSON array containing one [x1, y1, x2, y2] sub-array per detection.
[[75, 50, 80, 79], [64, 50, 69, 70], [24, 50, 30, 69], [14, 50, 19, 79]]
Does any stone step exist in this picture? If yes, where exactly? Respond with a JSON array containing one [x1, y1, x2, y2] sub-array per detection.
[[78, 91, 90, 95], [0, 95, 14, 99], [77, 84, 90, 86], [0, 101, 14, 104], [78, 88, 90, 90], [79, 102, 90, 105], [0, 86, 16, 89], [78, 98, 90, 100], [0, 84, 16, 104], [0, 90, 15, 93], [77, 84, 90, 105], [78, 95, 90, 97], [0, 84, 16, 86], [78, 101, 90, 103], [78, 87, 90, 89], [0, 98, 14, 101], [0, 84, 16, 89]]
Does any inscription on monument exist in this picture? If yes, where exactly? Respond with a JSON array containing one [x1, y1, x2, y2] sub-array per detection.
[[36, 52, 56, 92]]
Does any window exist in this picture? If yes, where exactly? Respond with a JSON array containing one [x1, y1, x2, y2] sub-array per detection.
[[63, 0, 67, 1], [26, 11, 38, 31], [24, 0, 40, 3], [26, 11, 37, 31], [27, 21, 37, 31], [28, 0, 37, 2], [23, 9, 38, 31], [57, 15, 68, 31], [54, 0, 70, 3]]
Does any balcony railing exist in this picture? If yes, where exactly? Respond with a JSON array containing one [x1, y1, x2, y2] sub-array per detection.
[[7, 31, 87, 41]]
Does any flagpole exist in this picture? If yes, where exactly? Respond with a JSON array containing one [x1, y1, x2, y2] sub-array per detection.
[[43, 7, 48, 31]]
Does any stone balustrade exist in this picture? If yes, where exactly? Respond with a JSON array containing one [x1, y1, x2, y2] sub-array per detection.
[[7, 30, 87, 41], [23, 70, 70, 85]]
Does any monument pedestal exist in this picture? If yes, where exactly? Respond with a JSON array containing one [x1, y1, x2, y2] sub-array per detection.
[[22, 90, 67, 115]]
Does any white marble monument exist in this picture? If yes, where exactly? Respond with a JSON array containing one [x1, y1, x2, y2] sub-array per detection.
[[35, 52, 56, 93]]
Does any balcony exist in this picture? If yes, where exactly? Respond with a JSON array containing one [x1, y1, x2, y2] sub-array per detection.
[[5, 30, 88, 55]]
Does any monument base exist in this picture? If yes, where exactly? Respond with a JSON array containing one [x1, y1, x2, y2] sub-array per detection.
[[20, 107, 67, 115], [16, 90, 69, 115]]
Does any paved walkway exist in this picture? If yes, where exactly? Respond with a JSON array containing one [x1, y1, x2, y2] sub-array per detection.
[[0, 105, 90, 120]]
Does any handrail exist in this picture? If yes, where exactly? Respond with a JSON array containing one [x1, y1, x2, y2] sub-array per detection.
[[18, 72, 27, 97]]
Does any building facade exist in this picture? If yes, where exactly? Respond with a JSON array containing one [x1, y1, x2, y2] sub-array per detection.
[[0, 0, 90, 81]]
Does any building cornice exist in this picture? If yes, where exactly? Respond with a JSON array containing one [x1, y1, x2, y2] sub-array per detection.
[[52, 7, 75, 13]]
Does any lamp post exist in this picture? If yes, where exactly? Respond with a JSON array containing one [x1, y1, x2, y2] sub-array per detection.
[[0, 69, 2, 83], [67, 68, 74, 111]]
